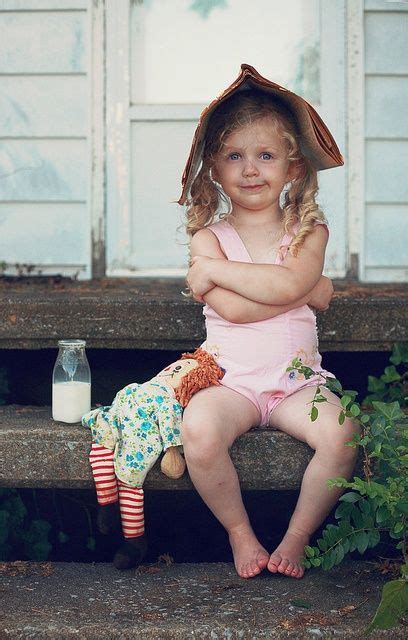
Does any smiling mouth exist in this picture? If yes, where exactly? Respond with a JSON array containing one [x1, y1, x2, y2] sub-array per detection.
[[241, 184, 264, 190]]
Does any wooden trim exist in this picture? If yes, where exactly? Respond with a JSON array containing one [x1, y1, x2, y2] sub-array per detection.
[[347, 0, 365, 280], [129, 104, 204, 121], [105, 0, 131, 273], [88, 0, 106, 278]]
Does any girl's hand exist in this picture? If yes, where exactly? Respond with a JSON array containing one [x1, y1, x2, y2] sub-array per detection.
[[186, 255, 216, 299], [308, 275, 333, 311]]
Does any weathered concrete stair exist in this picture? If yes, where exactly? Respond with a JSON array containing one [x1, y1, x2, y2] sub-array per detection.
[[0, 560, 406, 638], [0, 405, 313, 490], [0, 278, 407, 351]]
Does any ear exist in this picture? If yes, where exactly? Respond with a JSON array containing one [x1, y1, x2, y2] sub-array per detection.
[[286, 160, 300, 183]]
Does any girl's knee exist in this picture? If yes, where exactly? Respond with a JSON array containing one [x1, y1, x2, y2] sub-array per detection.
[[182, 418, 226, 465], [316, 418, 359, 465]]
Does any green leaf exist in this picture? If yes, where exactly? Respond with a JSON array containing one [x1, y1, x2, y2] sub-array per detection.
[[393, 521, 404, 535], [310, 557, 322, 567], [339, 492, 361, 503], [372, 401, 404, 422], [376, 505, 390, 524], [359, 499, 371, 516], [310, 406, 319, 422], [390, 343, 408, 366], [58, 531, 69, 544], [28, 541, 52, 562], [338, 411, 346, 425], [326, 378, 343, 395], [367, 529, 381, 548], [341, 395, 352, 409], [317, 537, 328, 552], [335, 544, 345, 565], [396, 497, 408, 516], [367, 376, 386, 393], [350, 403, 360, 417], [304, 545, 315, 558], [354, 531, 369, 555], [360, 414, 370, 424], [335, 501, 354, 519], [380, 366, 401, 384], [290, 598, 313, 609], [365, 579, 408, 633]]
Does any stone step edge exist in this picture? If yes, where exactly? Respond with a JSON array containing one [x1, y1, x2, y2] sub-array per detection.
[[0, 560, 406, 639], [0, 405, 314, 490]]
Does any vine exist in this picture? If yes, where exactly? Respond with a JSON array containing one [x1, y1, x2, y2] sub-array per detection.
[[287, 343, 408, 633]]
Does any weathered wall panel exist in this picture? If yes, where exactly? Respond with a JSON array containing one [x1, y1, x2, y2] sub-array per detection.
[[0, 140, 87, 201], [365, 205, 408, 267], [0, 2, 90, 278], [0, 11, 86, 73], [365, 76, 408, 138], [0, 202, 89, 264], [363, 4, 408, 281], [0, 76, 87, 137], [366, 141, 408, 204], [365, 12, 408, 75]]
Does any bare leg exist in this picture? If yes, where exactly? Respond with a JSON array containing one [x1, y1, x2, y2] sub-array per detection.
[[182, 385, 269, 578], [267, 385, 359, 578]]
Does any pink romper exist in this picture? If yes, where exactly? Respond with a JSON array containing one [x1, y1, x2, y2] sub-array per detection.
[[201, 219, 332, 426]]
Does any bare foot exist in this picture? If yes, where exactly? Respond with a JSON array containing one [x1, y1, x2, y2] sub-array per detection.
[[267, 530, 310, 579], [229, 525, 269, 579]]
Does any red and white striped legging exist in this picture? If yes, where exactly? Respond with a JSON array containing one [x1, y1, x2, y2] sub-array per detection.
[[89, 443, 145, 538]]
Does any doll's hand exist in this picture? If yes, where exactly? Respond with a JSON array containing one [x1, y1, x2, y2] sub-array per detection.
[[186, 255, 216, 300], [308, 275, 333, 311]]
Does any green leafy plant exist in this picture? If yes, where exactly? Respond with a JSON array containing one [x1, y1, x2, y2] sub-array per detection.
[[0, 489, 96, 562], [287, 344, 408, 634], [364, 343, 408, 408], [0, 489, 51, 561]]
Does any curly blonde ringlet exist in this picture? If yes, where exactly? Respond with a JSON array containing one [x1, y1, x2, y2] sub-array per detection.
[[185, 90, 327, 256]]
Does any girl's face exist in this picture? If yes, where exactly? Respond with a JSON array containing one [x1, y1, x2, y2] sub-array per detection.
[[212, 117, 296, 216]]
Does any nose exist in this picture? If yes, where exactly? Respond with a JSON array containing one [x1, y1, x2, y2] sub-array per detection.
[[242, 158, 258, 177]]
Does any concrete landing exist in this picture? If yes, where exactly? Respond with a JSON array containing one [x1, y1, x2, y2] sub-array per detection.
[[0, 560, 405, 638]]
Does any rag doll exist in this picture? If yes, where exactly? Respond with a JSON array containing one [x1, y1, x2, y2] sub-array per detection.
[[82, 348, 224, 569]]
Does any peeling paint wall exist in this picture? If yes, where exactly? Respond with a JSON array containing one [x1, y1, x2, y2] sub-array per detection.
[[363, 0, 408, 281], [0, 0, 90, 278]]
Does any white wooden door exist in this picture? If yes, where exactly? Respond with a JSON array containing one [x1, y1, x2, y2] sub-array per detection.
[[106, 0, 346, 277]]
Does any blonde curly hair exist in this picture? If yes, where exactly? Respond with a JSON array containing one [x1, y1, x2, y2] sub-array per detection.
[[185, 90, 327, 256]]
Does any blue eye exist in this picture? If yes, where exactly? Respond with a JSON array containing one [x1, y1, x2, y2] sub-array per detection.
[[261, 152, 273, 160], [228, 152, 240, 160]]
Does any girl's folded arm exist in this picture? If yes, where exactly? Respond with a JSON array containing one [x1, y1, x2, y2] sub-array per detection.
[[189, 229, 326, 323], [190, 225, 328, 305]]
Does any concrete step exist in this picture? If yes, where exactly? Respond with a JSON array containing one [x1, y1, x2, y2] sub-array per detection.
[[0, 405, 313, 491], [1, 277, 407, 351], [0, 560, 405, 638]]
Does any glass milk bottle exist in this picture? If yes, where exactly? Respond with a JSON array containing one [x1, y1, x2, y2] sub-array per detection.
[[52, 340, 91, 423]]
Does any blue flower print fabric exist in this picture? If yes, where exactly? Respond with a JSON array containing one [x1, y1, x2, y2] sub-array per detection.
[[82, 380, 183, 487]]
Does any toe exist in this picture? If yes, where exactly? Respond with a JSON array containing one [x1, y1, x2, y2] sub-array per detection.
[[257, 552, 269, 571], [284, 562, 294, 576], [267, 552, 281, 573], [297, 565, 305, 579], [278, 557, 290, 574]]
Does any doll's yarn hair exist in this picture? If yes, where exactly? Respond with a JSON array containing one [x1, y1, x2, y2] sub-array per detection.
[[174, 348, 224, 407], [185, 89, 327, 256]]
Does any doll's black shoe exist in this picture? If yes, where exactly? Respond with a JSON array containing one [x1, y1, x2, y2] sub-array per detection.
[[113, 535, 148, 570], [97, 502, 121, 535]]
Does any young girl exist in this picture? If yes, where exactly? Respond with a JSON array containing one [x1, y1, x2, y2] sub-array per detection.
[[179, 65, 357, 580]]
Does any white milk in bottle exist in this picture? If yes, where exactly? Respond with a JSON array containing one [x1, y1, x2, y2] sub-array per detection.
[[52, 340, 91, 423]]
